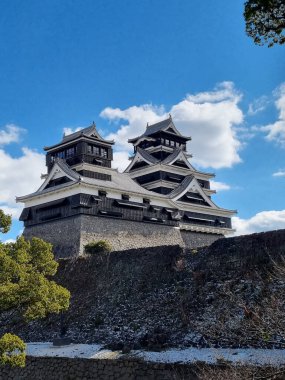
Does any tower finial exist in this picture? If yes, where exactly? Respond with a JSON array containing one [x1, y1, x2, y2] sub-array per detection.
[[169, 113, 172, 119], [147, 122, 149, 127]]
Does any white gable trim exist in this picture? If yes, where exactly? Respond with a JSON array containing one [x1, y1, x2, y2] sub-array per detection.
[[124, 151, 153, 173], [37, 163, 79, 192], [167, 151, 195, 170], [171, 177, 218, 209]]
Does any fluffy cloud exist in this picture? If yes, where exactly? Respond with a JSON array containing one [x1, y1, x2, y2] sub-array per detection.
[[112, 151, 130, 172], [0, 124, 25, 146], [63, 127, 83, 136], [232, 210, 285, 236], [101, 105, 165, 152], [210, 181, 231, 191], [101, 82, 244, 169], [0, 147, 45, 218], [273, 169, 285, 177], [261, 83, 285, 147]]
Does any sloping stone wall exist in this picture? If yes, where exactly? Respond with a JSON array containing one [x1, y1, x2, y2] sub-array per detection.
[[195, 228, 285, 272]]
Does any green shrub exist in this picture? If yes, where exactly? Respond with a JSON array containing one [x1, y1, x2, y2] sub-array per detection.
[[84, 240, 112, 255], [0, 333, 26, 367]]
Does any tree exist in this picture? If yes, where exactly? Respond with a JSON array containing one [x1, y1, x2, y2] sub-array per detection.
[[0, 209, 70, 367], [0, 210, 11, 234], [244, 0, 285, 47]]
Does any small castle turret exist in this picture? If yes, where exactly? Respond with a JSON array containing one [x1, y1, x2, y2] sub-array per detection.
[[44, 122, 114, 173]]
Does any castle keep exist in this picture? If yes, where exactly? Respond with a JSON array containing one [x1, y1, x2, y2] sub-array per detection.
[[17, 116, 236, 257]]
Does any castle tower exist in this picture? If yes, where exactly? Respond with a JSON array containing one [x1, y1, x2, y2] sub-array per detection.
[[125, 115, 215, 201], [17, 119, 236, 258]]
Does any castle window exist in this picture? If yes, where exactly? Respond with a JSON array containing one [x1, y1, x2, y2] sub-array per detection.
[[66, 146, 76, 158], [94, 146, 100, 156], [101, 148, 107, 158], [122, 194, 129, 201], [170, 140, 175, 147], [143, 198, 150, 204], [56, 150, 65, 159], [98, 190, 107, 197]]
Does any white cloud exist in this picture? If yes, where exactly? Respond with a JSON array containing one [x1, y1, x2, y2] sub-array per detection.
[[63, 127, 83, 136], [100, 82, 244, 169], [112, 151, 130, 172], [232, 210, 285, 236], [248, 95, 269, 115], [0, 147, 45, 218], [261, 83, 285, 147], [210, 181, 231, 191], [0, 124, 25, 146], [101, 105, 165, 151], [273, 169, 285, 177], [0, 205, 22, 219]]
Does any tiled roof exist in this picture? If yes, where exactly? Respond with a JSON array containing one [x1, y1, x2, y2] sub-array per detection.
[[136, 147, 159, 164], [128, 117, 191, 143], [44, 123, 114, 150], [82, 170, 159, 196], [55, 158, 81, 180], [168, 175, 194, 198], [161, 148, 181, 165], [61, 126, 94, 143]]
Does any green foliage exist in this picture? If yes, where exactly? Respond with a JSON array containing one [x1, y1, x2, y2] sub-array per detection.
[[84, 240, 112, 255], [0, 333, 26, 367], [0, 214, 71, 367], [0, 236, 70, 321], [0, 210, 12, 234], [244, 0, 285, 47]]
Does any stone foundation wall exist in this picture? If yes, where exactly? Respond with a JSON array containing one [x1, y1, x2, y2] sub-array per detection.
[[180, 230, 222, 249], [79, 215, 184, 254], [23, 217, 82, 258], [23, 215, 223, 258]]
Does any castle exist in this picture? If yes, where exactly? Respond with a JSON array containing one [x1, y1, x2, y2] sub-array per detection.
[[17, 116, 235, 257]]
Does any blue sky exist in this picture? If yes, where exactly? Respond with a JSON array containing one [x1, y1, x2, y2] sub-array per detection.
[[0, 0, 285, 240]]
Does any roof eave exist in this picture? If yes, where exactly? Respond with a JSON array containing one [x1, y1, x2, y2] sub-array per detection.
[[44, 136, 115, 151]]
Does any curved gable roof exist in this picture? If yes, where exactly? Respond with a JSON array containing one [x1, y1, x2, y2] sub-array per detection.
[[168, 175, 218, 209], [37, 158, 80, 192], [44, 123, 114, 151], [124, 148, 159, 172], [128, 116, 191, 143], [161, 148, 194, 169]]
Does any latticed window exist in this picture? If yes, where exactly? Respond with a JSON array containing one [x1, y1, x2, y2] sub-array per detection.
[[94, 146, 100, 156], [66, 147, 75, 158], [101, 148, 107, 158]]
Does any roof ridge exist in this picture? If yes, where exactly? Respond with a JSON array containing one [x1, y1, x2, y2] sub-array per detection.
[[136, 147, 159, 164], [128, 117, 191, 143], [146, 117, 171, 129], [161, 148, 182, 165], [168, 175, 194, 199], [54, 158, 81, 180]]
